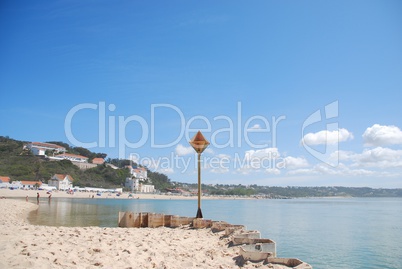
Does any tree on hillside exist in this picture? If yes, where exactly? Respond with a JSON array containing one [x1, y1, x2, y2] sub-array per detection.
[[72, 147, 92, 157], [0, 136, 25, 156], [45, 149, 56, 156], [106, 158, 131, 168], [95, 153, 107, 159], [147, 170, 173, 190]]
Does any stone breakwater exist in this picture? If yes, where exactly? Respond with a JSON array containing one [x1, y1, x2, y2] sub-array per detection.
[[119, 211, 312, 268]]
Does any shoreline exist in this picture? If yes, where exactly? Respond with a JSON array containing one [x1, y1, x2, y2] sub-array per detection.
[[0, 188, 254, 201], [0, 189, 357, 201]]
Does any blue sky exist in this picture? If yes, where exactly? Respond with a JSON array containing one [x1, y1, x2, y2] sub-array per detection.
[[1, 0, 402, 187]]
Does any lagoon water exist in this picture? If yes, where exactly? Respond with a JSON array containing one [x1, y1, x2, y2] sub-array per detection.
[[28, 197, 402, 269]]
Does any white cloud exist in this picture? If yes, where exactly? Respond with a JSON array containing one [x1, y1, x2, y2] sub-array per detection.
[[330, 150, 356, 162], [216, 153, 231, 159], [208, 153, 231, 174], [363, 124, 402, 147], [355, 147, 402, 168], [234, 148, 280, 175], [287, 163, 387, 177], [284, 156, 309, 170], [236, 166, 256, 175], [302, 128, 353, 145], [332, 147, 402, 169], [236, 149, 311, 175], [175, 144, 194, 156], [204, 148, 214, 154], [244, 148, 280, 160], [248, 124, 262, 130], [265, 168, 281, 175], [359, 147, 401, 162], [210, 167, 230, 174], [287, 168, 315, 176], [159, 168, 174, 174]]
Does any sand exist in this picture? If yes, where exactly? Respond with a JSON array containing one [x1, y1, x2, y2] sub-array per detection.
[[0, 189, 250, 201], [0, 189, 308, 269], [0, 198, 239, 269], [0, 198, 265, 269]]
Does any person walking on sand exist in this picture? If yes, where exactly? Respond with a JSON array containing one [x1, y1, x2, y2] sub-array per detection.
[[37, 192, 40, 203]]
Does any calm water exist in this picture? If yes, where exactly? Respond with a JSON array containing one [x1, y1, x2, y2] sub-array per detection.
[[28, 197, 402, 269]]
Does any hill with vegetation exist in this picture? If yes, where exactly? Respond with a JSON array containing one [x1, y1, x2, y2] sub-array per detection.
[[0, 136, 173, 190]]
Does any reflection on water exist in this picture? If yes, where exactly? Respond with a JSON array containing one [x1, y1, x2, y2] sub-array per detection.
[[30, 199, 100, 226], [28, 198, 199, 227]]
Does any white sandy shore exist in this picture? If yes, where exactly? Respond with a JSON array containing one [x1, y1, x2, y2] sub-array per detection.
[[0, 188, 304, 269], [0, 189, 250, 201], [0, 198, 282, 269], [0, 198, 240, 268]]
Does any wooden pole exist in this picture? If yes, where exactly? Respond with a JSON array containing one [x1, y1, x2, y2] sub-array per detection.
[[196, 152, 203, 218]]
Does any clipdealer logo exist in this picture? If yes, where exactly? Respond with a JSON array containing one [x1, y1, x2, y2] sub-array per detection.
[[64, 101, 340, 172], [64, 102, 286, 158]]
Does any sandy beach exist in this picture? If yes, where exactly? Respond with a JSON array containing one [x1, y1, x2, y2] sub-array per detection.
[[2, 194, 301, 269], [0, 198, 245, 269], [0, 189, 309, 269], [0, 189, 250, 201]]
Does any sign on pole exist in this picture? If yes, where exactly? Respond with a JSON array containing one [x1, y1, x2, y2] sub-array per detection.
[[189, 131, 210, 218]]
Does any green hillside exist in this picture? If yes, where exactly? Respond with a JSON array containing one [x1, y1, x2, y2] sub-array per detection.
[[0, 136, 131, 189]]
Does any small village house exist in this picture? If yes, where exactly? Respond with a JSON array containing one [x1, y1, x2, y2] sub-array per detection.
[[48, 174, 74, 190], [24, 142, 66, 156], [0, 176, 11, 188], [126, 165, 147, 179], [18, 180, 42, 190], [6, 180, 42, 190], [92, 158, 105, 165]]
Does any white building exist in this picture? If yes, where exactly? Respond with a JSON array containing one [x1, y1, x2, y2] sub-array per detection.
[[48, 174, 74, 190], [125, 166, 153, 192], [50, 153, 89, 163], [24, 142, 66, 156], [40, 184, 57, 191], [0, 176, 11, 189], [13, 180, 42, 190], [125, 177, 155, 193], [0, 177, 38, 190], [126, 166, 147, 179], [106, 163, 119, 169], [125, 177, 138, 191], [141, 184, 155, 193]]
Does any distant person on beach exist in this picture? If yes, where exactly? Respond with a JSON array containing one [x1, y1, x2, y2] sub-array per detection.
[[48, 194, 52, 202], [36, 192, 40, 203]]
